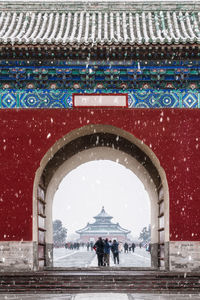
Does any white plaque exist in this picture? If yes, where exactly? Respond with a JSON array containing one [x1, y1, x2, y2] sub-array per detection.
[[73, 94, 128, 107]]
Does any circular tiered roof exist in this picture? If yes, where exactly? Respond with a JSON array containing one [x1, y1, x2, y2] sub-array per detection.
[[94, 206, 113, 220], [76, 207, 131, 236]]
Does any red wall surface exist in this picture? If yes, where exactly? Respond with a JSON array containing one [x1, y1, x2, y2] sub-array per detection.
[[0, 108, 200, 242]]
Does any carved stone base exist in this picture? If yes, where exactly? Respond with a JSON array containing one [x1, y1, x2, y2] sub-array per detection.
[[0, 241, 36, 270], [169, 241, 200, 271], [45, 243, 53, 268], [151, 243, 158, 269]]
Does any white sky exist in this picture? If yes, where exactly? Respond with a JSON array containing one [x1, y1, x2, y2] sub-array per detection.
[[53, 160, 150, 240]]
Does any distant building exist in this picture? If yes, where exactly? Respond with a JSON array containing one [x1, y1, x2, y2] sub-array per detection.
[[76, 207, 131, 243]]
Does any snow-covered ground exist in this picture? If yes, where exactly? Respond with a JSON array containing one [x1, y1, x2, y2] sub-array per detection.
[[53, 246, 151, 268], [0, 294, 200, 300]]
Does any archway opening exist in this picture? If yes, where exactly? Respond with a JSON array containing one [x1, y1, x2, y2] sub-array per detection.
[[53, 160, 151, 268], [34, 125, 169, 270]]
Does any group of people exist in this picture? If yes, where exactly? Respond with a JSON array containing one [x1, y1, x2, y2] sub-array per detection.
[[93, 237, 119, 266], [64, 242, 95, 251], [123, 242, 136, 253], [86, 241, 94, 251], [64, 242, 83, 250]]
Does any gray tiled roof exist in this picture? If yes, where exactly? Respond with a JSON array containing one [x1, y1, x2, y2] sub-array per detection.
[[0, 2, 199, 46]]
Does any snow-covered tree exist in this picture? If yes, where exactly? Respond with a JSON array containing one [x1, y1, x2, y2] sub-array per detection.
[[139, 224, 151, 243], [53, 219, 67, 247]]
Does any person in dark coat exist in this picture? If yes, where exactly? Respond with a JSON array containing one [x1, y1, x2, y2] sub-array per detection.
[[86, 242, 90, 251], [90, 242, 94, 251], [124, 242, 128, 253], [131, 242, 136, 253], [94, 237, 105, 266], [111, 240, 119, 264], [104, 238, 111, 266], [146, 243, 151, 253]]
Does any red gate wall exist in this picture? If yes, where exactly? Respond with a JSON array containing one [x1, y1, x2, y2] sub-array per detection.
[[0, 108, 199, 242]]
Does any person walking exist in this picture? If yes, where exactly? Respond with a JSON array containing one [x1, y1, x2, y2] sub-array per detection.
[[94, 237, 105, 266], [124, 242, 128, 253], [90, 241, 94, 251], [111, 240, 119, 264], [131, 242, 136, 253], [104, 238, 111, 266], [86, 242, 90, 251]]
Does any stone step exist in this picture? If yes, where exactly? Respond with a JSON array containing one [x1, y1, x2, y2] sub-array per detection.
[[1, 280, 199, 287], [0, 288, 200, 293], [1, 272, 200, 293], [1, 277, 199, 281], [1, 277, 200, 282], [0, 279, 185, 284], [1, 284, 200, 290]]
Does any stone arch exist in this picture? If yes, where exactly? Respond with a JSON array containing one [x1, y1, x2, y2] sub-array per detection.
[[33, 124, 169, 270]]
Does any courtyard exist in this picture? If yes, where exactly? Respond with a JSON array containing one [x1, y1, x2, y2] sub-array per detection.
[[53, 246, 151, 268]]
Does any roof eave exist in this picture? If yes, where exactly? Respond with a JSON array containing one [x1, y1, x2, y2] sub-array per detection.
[[1, 1, 200, 12]]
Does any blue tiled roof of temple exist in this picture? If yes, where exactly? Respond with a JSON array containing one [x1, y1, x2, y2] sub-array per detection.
[[76, 207, 131, 236]]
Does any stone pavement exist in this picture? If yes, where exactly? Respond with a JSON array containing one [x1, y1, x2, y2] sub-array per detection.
[[0, 294, 200, 300], [54, 247, 151, 268]]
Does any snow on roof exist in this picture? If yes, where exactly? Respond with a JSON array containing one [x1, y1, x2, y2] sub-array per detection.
[[76, 207, 131, 235], [94, 207, 113, 219], [0, 2, 199, 46]]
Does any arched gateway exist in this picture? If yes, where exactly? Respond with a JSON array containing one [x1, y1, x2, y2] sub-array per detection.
[[33, 124, 169, 269], [1, 0, 200, 273]]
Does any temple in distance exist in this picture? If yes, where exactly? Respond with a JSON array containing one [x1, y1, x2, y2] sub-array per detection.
[[76, 207, 131, 243]]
